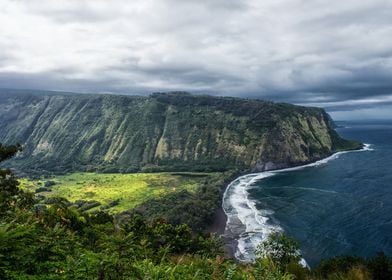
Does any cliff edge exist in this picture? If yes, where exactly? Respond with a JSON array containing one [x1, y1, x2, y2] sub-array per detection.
[[0, 90, 362, 173]]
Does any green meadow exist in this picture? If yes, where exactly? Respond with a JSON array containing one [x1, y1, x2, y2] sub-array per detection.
[[19, 172, 214, 213]]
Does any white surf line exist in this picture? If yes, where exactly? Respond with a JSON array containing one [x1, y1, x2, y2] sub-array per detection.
[[222, 144, 373, 263]]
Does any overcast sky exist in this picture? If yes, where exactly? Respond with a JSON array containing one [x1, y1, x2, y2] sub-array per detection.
[[1, 0, 392, 119]]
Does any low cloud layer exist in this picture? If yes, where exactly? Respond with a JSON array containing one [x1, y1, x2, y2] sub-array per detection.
[[1, 0, 392, 119]]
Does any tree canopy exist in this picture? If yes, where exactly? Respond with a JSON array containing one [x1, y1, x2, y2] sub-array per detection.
[[0, 143, 391, 279]]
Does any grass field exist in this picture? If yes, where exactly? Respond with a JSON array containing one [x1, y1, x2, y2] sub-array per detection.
[[19, 172, 215, 213]]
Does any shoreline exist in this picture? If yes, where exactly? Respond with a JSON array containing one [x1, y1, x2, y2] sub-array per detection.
[[205, 172, 242, 258], [215, 144, 370, 261]]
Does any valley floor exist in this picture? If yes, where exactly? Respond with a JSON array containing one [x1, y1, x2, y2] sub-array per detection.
[[19, 172, 220, 214]]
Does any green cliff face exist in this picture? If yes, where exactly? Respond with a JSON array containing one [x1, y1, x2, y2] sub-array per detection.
[[0, 90, 362, 173]]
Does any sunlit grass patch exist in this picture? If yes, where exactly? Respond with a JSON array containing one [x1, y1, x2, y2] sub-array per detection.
[[19, 172, 213, 213]]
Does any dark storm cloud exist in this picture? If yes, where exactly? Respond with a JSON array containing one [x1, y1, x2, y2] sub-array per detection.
[[0, 0, 391, 119]]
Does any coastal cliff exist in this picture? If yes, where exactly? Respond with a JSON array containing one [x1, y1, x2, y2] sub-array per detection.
[[0, 89, 361, 173]]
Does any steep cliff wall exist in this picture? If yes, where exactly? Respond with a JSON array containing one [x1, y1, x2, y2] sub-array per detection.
[[0, 90, 362, 173]]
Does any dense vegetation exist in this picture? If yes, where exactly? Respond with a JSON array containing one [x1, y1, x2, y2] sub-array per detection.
[[0, 90, 361, 175], [1, 144, 392, 279], [19, 172, 220, 214], [0, 90, 375, 279], [130, 171, 234, 232], [19, 171, 231, 232]]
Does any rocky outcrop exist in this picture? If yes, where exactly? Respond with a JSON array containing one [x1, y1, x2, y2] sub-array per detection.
[[0, 90, 362, 173]]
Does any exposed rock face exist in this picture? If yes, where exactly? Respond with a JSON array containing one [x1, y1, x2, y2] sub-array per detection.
[[0, 90, 361, 173]]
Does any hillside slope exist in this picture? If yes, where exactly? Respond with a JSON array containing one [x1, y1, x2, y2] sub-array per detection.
[[0, 89, 361, 173]]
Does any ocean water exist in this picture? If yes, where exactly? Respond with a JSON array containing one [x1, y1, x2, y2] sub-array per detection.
[[223, 121, 392, 267]]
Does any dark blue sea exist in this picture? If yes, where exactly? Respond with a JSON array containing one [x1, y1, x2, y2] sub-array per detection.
[[223, 121, 392, 267]]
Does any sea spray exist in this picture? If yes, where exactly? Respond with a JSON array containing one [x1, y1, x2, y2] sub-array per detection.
[[222, 144, 373, 263], [223, 173, 281, 261]]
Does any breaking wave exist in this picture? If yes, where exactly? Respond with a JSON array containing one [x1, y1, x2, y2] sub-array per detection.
[[222, 144, 373, 263]]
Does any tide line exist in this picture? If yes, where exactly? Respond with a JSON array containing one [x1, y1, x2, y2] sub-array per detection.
[[222, 144, 373, 263]]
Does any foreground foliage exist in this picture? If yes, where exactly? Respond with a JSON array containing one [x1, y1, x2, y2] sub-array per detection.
[[1, 144, 391, 279]]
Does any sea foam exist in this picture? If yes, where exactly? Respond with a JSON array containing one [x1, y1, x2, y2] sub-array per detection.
[[222, 144, 373, 263]]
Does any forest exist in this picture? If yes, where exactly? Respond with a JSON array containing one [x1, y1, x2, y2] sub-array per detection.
[[1, 143, 392, 279]]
